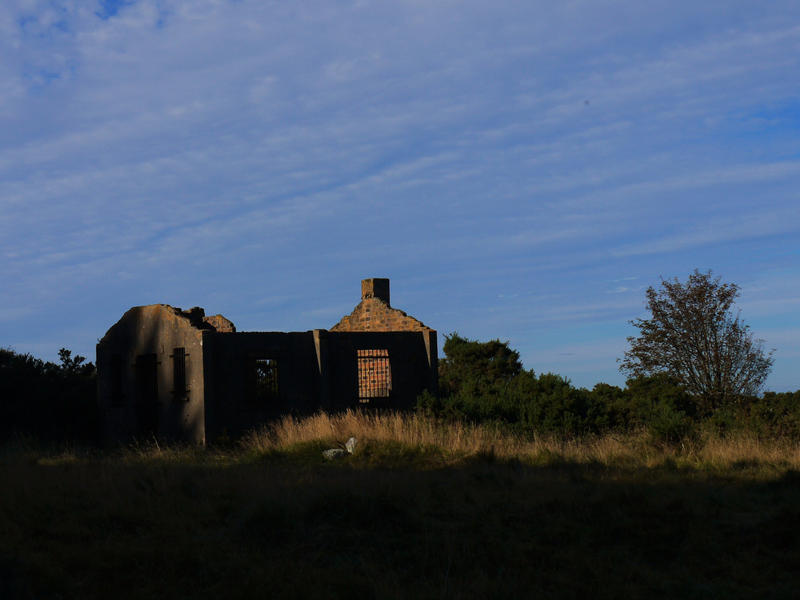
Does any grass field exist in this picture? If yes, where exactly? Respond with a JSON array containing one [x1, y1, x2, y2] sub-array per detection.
[[2, 411, 799, 599]]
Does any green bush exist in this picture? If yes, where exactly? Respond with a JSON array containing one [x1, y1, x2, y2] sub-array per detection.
[[646, 403, 696, 448], [521, 373, 591, 435], [742, 391, 800, 439], [421, 333, 800, 440], [0, 348, 98, 443]]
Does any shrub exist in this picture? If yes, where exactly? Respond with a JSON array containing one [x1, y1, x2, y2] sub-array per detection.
[[743, 391, 800, 439], [421, 333, 798, 441], [647, 403, 696, 449], [0, 348, 98, 443]]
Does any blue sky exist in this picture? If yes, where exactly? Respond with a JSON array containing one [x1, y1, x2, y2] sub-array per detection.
[[1, 0, 798, 391]]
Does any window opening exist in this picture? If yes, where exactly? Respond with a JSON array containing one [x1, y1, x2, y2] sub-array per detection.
[[171, 347, 188, 399], [252, 358, 279, 402], [357, 349, 391, 402], [134, 354, 159, 436]]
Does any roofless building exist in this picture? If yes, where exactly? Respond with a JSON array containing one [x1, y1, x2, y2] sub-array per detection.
[[96, 279, 437, 444]]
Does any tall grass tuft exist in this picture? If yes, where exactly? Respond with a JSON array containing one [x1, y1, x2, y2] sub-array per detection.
[[241, 410, 516, 463], [240, 410, 800, 474]]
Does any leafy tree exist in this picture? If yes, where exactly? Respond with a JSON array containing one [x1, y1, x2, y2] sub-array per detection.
[[620, 270, 773, 413], [0, 347, 97, 442], [438, 333, 523, 397], [625, 373, 697, 420], [58, 348, 94, 375], [428, 335, 614, 435], [521, 372, 593, 434]]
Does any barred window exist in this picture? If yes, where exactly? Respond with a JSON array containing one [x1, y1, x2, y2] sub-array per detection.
[[357, 349, 391, 403]]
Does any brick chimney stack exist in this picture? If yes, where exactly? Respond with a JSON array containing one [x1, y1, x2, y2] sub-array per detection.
[[361, 278, 390, 306]]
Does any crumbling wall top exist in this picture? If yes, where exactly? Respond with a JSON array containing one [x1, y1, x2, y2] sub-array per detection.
[[331, 279, 432, 332], [98, 304, 236, 345], [203, 314, 236, 332]]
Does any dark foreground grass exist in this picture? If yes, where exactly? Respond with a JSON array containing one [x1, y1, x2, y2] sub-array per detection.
[[1, 441, 799, 599]]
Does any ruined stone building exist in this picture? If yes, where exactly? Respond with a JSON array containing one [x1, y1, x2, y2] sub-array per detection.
[[96, 279, 437, 444]]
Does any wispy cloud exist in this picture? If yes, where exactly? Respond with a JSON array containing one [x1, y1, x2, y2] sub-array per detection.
[[1, 0, 798, 390], [611, 202, 800, 258]]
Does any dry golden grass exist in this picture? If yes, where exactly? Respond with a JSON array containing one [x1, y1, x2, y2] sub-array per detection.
[[7, 410, 798, 475], [5, 412, 800, 598], [243, 409, 512, 457], [241, 410, 800, 474], [697, 432, 800, 468]]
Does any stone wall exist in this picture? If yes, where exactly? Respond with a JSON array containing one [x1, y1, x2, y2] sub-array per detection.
[[96, 304, 211, 445], [97, 279, 437, 444], [203, 314, 236, 332], [331, 279, 431, 332]]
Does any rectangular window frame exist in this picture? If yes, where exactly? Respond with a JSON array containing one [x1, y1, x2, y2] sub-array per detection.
[[171, 347, 189, 401], [134, 353, 159, 437], [248, 357, 280, 403], [357, 348, 391, 403]]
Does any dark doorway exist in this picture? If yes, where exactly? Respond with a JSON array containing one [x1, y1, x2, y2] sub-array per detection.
[[135, 353, 159, 438]]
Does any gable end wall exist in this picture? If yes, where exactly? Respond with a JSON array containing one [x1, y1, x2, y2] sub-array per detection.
[[330, 298, 431, 332]]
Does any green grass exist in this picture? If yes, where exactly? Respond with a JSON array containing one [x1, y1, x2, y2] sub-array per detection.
[[2, 416, 800, 599]]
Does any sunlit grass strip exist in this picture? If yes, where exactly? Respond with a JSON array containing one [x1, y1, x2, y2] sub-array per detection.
[[240, 410, 800, 473], [3, 410, 798, 474], [243, 410, 514, 457]]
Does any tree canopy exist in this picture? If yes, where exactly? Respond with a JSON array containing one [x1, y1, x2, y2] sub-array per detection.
[[619, 270, 773, 411], [438, 333, 523, 397], [0, 347, 97, 442]]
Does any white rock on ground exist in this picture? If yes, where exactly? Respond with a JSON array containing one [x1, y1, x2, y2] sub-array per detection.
[[322, 437, 357, 460], [322, 448, 347, 460]]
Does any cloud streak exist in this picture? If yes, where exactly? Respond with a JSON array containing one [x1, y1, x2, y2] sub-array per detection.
[[1, 0, 798, 390]]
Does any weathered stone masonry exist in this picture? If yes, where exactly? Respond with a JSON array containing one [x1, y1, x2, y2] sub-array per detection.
[[331, 278, 433, 333], [96, 279, 437, 445]]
